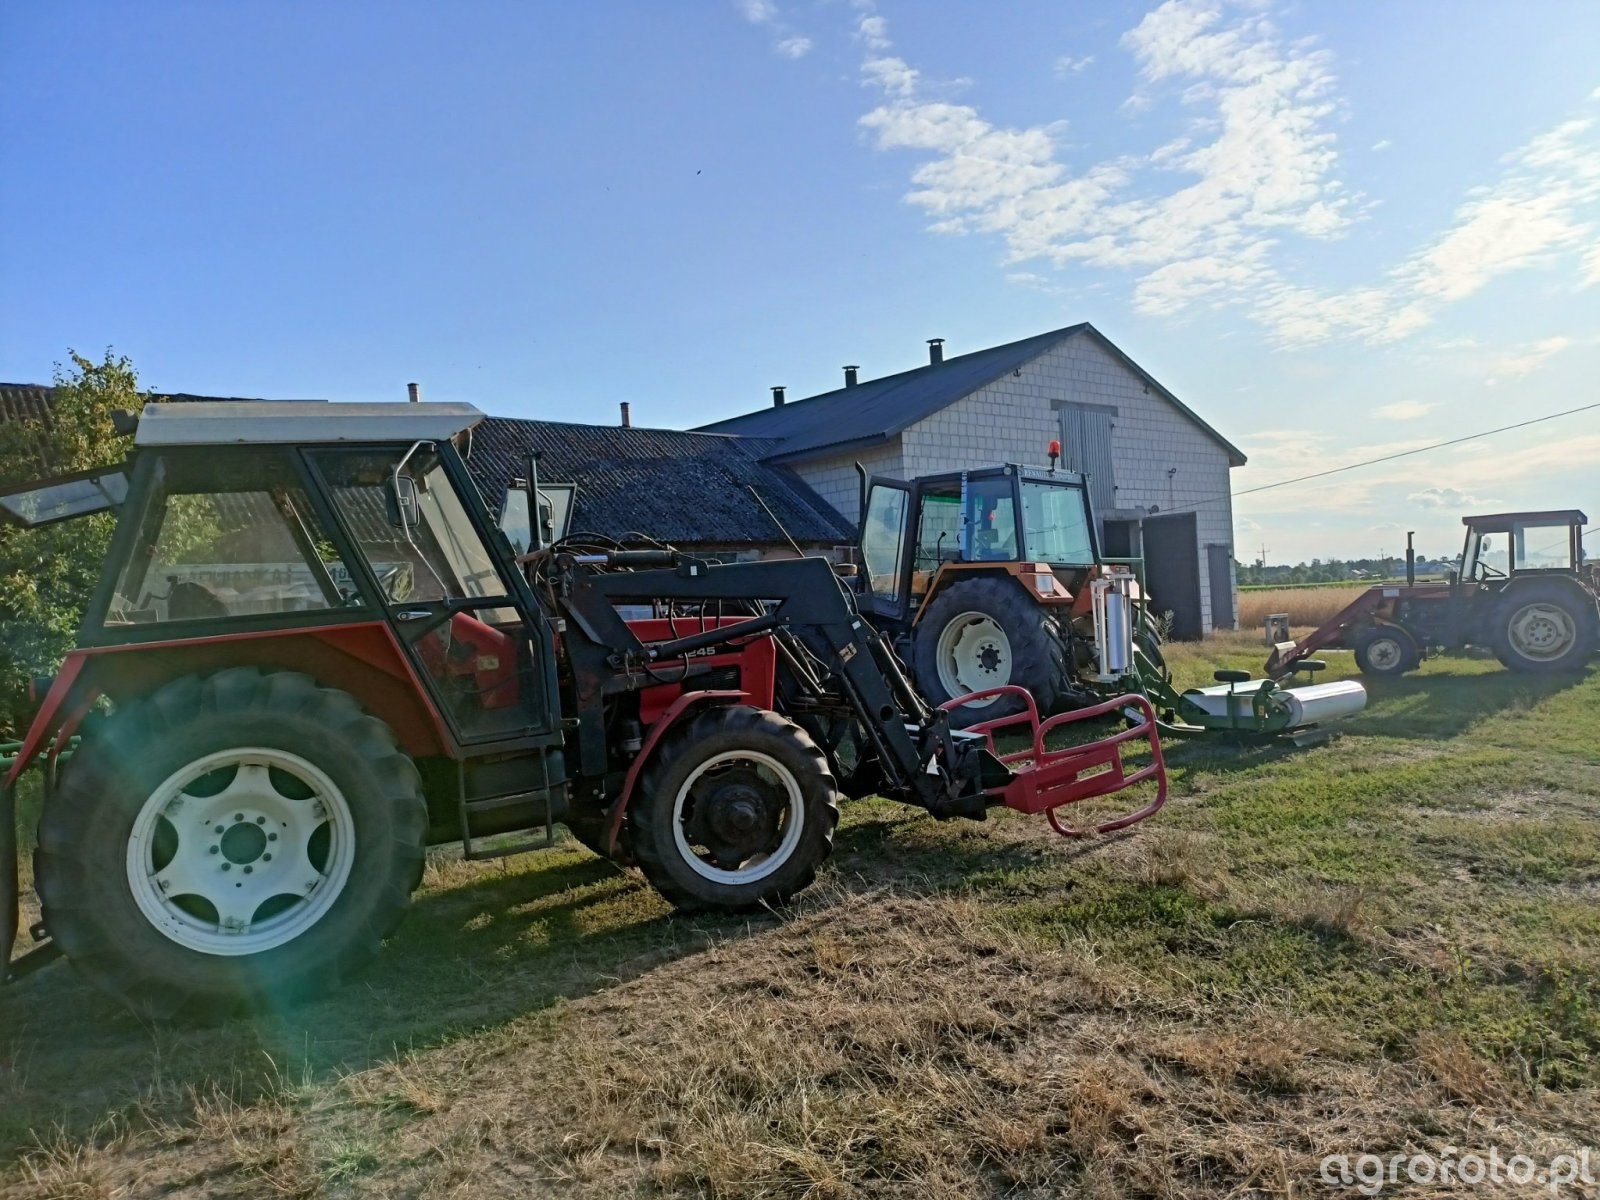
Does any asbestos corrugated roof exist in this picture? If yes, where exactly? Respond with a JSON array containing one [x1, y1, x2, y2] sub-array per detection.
[[466, 417, 854, 546], [695, 323, 1247, 467], [0, 383, 55, 425]]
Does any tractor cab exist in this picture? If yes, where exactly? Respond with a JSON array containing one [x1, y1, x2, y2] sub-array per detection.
[[857, 463, 1099, 625], [1456, 510, 1588, 587], [855, 464, 1130, 721]]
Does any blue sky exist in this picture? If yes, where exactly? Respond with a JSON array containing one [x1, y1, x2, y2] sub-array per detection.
[[2, 1, 1597, 562]]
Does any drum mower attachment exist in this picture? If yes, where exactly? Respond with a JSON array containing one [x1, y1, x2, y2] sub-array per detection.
[[1090, 572, 1369, 744], [942, 687, 1168, 837]]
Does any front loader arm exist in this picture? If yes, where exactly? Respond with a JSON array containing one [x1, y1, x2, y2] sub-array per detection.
[[557, 552, 994, 818]]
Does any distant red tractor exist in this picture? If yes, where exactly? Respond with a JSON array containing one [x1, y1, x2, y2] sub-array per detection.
[[1269, 510, 1598, 679]]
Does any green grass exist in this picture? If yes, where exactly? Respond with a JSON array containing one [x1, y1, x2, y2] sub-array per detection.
[[4, 642, 1599, 1198]]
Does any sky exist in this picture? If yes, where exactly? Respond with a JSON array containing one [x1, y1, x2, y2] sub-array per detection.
[[2, 0, 1598, 563]]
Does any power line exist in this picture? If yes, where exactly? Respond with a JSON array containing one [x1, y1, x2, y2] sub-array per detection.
[[1231, 399, 1600, 500]]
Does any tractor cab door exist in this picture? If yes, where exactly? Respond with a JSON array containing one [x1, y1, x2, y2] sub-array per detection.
[[308, 444, 560, 748], [857, 476, 913, 622]]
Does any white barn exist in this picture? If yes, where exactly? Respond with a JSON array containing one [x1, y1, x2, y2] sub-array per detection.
[[699, 324, 1247, 637]]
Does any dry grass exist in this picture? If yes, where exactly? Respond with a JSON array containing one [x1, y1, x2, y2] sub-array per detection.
[[1236, 584, 1368, 632], [4, 647, 1599, 1198]]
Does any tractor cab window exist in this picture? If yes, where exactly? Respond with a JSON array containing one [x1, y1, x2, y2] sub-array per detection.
[[312, 447, 543, 742], [1510, 522, 1575, 571], [861, 483, 910, 605], [312, 448, 508, 606], [914, 487, 962, 571], [964, 478, 1017, 562], [107, 451, 354, 625], [1021, 480, 1095, 565]]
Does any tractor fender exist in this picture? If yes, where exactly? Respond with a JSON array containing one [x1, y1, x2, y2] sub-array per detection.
[[909, 563, 1074, 628], [601, 689, 749, 856]]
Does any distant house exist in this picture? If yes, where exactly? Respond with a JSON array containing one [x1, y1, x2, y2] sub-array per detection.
[[0, 384, 851, 561], [698, 324, 1247, 637]]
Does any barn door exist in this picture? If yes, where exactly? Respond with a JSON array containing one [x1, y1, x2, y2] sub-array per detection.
[[1058, 402, 1117, 524], [1207, 543, 1235, 631]]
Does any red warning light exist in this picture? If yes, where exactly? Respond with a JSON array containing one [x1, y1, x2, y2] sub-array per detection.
[[1047, 439, 1061, 471]]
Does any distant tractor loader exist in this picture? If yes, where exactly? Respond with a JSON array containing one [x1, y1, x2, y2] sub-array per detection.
[[1268, 510, 1598, 680], [1, 402, 1173, 1017]]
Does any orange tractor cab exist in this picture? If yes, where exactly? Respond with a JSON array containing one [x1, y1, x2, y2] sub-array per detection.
[[855, 462, 1158, 724], [855, 461, 1368, 741]]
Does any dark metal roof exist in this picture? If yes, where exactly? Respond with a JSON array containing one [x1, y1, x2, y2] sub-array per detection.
[[466, 417, 853, 546], [695, 323, 1247, 468]]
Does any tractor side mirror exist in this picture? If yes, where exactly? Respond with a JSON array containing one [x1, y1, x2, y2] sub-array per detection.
[[386, 474, 420, 529], [499, 481, 533, 554]]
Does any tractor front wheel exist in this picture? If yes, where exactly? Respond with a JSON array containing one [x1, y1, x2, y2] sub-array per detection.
[[914, 577, 1067, 727], [1488, 580, 1598, 673], [35, 669, 427, 1019], [1353, 625, 1419, 678], [629, 706, 838, 912]]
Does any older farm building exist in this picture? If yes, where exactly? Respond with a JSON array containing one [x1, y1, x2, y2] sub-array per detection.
[[699, 324, 1247, 638]]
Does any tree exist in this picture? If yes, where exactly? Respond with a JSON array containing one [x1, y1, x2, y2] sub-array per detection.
[[0, 350, 149, 737]]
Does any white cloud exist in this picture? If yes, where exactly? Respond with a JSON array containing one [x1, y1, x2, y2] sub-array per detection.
[[739, 0, 776, 24], [1371, 138, 1391, 151], [775, 35, 813, 59], [857, 14, 891, 50], [1373, 400, 1436, 420], [1483, 335, 1574, 384], [859, 0, 1355, 325], [1054, 54, 1095, 76], [848, 0, 1600, 348], [1409, 486, 1487, 510]]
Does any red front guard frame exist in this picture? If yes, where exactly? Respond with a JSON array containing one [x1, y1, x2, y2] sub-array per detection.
[[940, 687, 1168, 837]]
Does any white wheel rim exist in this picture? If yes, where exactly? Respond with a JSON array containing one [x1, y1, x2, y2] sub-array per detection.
[[126, 748, 356, 956], [671, 750, 805, 885], [935, 611, 1011, 707], [1368, 636, 1404, 670], [1508, 603, 1577, 661]]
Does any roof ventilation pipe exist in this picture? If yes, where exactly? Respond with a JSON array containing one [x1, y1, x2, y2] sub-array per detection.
[[771, 386, 786, 407], [927, 338, 944, 365], [843, 365, 859, 387], [620, 401, 632, 427], [407, 382, 420, 403]]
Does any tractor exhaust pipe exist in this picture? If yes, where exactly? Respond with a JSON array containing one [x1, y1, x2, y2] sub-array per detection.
[[1406, 530, 1415, 586]]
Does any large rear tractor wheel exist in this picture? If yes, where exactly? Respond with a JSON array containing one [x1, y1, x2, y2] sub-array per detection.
[[913, 577, 1066, 728], [629, 706, 839, 912], [35, 669, 427, 1019], [1488, 580, 1598, 673], [1353, 625, 1419, 678]]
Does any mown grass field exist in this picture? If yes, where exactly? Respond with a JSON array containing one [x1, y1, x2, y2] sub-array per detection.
[[4, 636, 1598, 1198]]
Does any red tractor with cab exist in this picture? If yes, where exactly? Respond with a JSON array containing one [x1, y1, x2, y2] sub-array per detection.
[[1, 401, 1167, 1018]]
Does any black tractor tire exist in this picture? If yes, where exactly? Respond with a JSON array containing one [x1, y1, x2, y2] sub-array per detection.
[[1353, 625, 1419, 678], [34, 668, 427, 1020], [1487, 579, 1599, 673], [1135, 623, 1170, 684], [628, 705, 838, 913], [913, 576, 1067, 729]]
